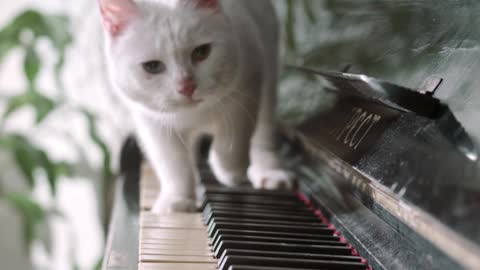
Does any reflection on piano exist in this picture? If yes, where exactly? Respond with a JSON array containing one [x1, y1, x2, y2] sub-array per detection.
[[102, 66, 480, 270]]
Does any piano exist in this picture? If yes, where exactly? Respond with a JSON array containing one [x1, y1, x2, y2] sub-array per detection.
[[102, 1, 480, 269]]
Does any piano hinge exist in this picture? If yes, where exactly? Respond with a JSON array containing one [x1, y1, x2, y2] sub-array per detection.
[[418, 76, 443, 96]]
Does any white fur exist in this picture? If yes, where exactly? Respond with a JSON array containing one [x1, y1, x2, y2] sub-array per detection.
[[101, 0, 294, 213]]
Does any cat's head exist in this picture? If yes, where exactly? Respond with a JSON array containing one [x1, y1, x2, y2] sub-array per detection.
[[99, 0, 237, 117]]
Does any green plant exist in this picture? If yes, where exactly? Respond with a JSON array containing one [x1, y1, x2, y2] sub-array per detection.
[[0, 9, 113, 270]]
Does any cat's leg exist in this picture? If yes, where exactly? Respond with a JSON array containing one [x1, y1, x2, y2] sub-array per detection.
[[247, 56, 295, 190], [209, 105, 255, 187], [248, 119, 295, 190], [135, 119, 197, 213]]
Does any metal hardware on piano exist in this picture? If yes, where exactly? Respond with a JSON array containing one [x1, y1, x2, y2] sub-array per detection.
[[102, 1, 480, 269]]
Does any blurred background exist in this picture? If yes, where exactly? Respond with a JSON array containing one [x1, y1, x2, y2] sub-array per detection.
[[1, 1, 479, 270]]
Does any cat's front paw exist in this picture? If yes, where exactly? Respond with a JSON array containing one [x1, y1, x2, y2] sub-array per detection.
[[248, 165, 296, 190], [151, 196, 197, 214]]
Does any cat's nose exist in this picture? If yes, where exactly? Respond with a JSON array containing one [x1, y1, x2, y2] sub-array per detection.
[[178, 77, 196, 98]]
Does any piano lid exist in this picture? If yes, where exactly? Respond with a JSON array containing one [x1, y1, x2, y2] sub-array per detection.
[[279, 66, 480, 269], [276, 0, 480, 266], [278, 0, 480, 147], [288, 66, 478, 161]]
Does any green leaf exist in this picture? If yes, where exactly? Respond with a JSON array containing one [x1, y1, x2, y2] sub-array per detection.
[[0, 18, 20, 62], [43, 15, 73, 51], [4, 192, 46, 248], [3, 91, 56, 124], [0, 135, 40, 187], [13, 145, 38, 187], [0, 134, 71, 194], [7, 10, 71, 46], [38, 154, 73, 196], [0, 9, 72, 93], [3, 93, 32, 120], [82, 110, 113, 182], [32, 92, 55, 123], [303, 0, 317, 24], [286, 0, 297, 51], [55, 161, 73, 177], [54, 53, 66, 92], [37, 151, 57, 195], [94, 258, 103, 270], [24, 46, 41, 87], [0, 37, 16, 63]]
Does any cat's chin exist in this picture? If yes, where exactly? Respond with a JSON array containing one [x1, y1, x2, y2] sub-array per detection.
[[133, 99, 204, 116], [134, 101, 214, 128]]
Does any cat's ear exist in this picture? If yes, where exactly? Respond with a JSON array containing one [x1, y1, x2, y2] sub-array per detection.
[[98, 0, 140, 37], [182, 0, 220, 9]]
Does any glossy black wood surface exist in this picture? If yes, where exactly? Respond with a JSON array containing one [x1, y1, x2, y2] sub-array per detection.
[[102, 137, 142, 270], [279, 0, 480, 144], [278, 0, 480, 252]]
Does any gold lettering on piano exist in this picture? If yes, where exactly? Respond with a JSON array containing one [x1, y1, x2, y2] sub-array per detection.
[[333, 107, 382, 150]]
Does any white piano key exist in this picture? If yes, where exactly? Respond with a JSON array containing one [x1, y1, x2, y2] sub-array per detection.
[[140, 228, 208, 240], [140, 238, 210, 246], [140, 244, 211, 252], [138, 162, 216, 269], [141, 212, 204, 220], [139, 248, 213, 256], [139, 263, 216, 270], [141, 214, 205, 228], [140, 255, 216, 263], [141, 222, 206, 229]]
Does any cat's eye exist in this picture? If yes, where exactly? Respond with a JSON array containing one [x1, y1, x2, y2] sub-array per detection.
[[192, 44, 212, 63], [142, 60, 166, 74]]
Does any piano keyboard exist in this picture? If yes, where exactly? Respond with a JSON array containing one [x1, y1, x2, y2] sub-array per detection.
[[139, 165, 371, 270]]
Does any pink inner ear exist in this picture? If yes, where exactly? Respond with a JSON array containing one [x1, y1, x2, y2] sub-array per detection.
[[99, 0, 139, 37]]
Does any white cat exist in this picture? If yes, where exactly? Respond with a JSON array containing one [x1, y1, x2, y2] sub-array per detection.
[[99, 0, 294, 213]]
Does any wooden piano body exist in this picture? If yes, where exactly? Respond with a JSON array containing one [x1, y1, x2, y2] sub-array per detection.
[[103, 1, 480, 269]]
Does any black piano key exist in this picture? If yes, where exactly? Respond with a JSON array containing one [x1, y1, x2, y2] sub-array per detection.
[[203, 192, 297, 209], [204, 203, 314, 216], [205, 210, 322, 224], [204, 194, 306, 207], [228, 267, 321, 270], [211, 229, 340, 248], [204, 196, 299, 211], [219, 255, 367, 270], [215, 241, 353, 258], [207, 217, 327, 228], [205, 194, 299, 202], [219, 249, 362, 265], [201, 188, 370, 270], [205, 187, 297, 198], [208, 222, 334, 238], [212, 234, 346, 253]]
